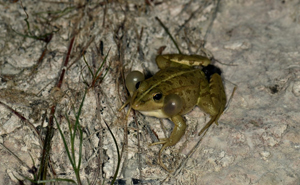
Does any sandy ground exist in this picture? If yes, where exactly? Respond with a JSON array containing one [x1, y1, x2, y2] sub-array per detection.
[[1, 0, 300, 184]]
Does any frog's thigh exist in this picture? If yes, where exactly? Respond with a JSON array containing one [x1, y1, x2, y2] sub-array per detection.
[[156, 55, 184, 69], [198, 74, 226, 116], [156, 54, 211, 69]]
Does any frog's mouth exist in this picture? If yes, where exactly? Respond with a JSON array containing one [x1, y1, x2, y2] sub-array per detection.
[[119, 91, 168, 118], [139, 109, 168, 118], [119, 90, 139, 117], [130, 90, 152, 109]]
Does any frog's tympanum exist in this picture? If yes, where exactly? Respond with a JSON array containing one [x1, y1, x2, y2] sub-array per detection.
[[121, 54, 227, 171]]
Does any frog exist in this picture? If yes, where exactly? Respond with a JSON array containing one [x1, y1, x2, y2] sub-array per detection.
[[120, 54, 227, 171]]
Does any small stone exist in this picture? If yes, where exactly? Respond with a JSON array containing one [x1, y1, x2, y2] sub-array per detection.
[[292, 80, 300, 97]]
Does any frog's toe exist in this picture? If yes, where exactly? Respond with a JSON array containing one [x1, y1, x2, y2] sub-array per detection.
[[198, 117, 216, 136], [149, 138, 168, 146], [158, 143, 174, 172], [149, 139, 174, 172], [158, 155, 173, 172]]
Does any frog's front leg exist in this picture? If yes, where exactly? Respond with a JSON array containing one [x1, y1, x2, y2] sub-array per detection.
[[150, 115, 186, 172], [198, 65, 227, 136], [156, 54, 211, 69]]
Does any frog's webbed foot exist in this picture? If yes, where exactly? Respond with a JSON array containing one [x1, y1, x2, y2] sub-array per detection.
[[198, 115, 220, 136], [149, 138, 173, 172], [149, 138, 168, 146], [149, 115, 186, 172]]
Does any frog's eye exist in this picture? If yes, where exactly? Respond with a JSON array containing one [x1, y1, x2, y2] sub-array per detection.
[[125, 71, 145, 93], [162, 94, 183, 117], [153, 93, 163, 101]]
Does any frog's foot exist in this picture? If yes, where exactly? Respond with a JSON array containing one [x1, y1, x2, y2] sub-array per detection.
[[149, 139, 173, 172], [198, 117, 216, 136], [149, 115, 186, 172], [149, 138, 168, 146], [198, 113, 223, 136]]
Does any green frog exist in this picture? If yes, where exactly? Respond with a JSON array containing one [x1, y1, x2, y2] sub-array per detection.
[[121, 54, 226, 171]]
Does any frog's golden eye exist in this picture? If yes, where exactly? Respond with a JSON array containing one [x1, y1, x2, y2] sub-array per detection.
[[162, 94, 183, 117], [125, 71, 145, 93], [153, 93, 163, 101]]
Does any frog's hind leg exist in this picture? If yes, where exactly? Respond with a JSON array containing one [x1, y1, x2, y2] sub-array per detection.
[[198, 112, 222, 136], [155, 54, 211, 69], [197, 65, 227, 136], [149, 115, 186, 172]]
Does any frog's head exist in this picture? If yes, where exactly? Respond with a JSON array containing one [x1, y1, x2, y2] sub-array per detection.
[[121, 71, 183, 118]]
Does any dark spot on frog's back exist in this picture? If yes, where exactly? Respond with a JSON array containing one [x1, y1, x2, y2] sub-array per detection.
[[178, 55, 184, 61], [209, 84, 217, 90], [152, 78, 158, 82], [193, 90, 197, 96], [181, 74, 188, 79], [187, 73, 195, 79], [186, 89, 191, 94], [165, 80, 173, 86], [160, 74, 168, 79], [167, 68, 175, 73], [179, 80, 183, 85], [189, 60, 195, 65], [190, 80, 195, 85]]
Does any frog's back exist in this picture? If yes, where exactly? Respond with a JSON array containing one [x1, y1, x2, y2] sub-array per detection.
[[152, 67, 206, 114]]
